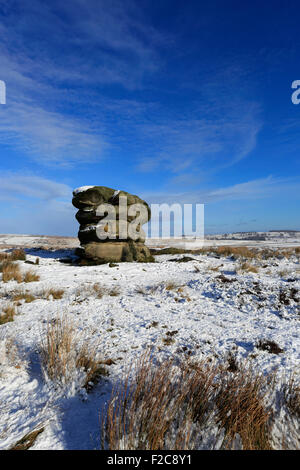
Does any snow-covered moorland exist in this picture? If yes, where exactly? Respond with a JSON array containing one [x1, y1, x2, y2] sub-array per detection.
[[0, 241, 299, 450]]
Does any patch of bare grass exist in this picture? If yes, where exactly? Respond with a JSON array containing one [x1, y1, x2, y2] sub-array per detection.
[[283, 373, 300, 419], [23, 270, 40, 283], [134, 286, 147, 295], [10, 248, 26, 261], [13, 292, 36, 303], [256, 339, 284, 355], [0, 304, 15, 325], [101, 354, 275, 450], [162, 336, 175, 346], [150, 247, 192, 256], [10, 427, 44, 450], [1, 262, 40, 284], [238, 262, 259, 274], [40, 316, 107, 390], [165, 281, 182, 291], [92, 283, 120, 298], [76, 343, 109, 391], [0, 252, 9, 262], [45, 288, 65, 300], [0, 248, 26, 262], [146, 321, 159, 329], [209, 265, 220, 272], [216, 246, 257, 259], [0, 337, 23, 371], [1, 262, 23, 283], [215, 364, 273, 449]]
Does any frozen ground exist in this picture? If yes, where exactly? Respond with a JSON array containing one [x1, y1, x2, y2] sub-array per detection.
[[0, 234, 299, 449]]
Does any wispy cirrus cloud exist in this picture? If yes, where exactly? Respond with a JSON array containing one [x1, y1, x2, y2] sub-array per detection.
[[136, 102, 261, 176], [133, 52, 263, 180], [0, 173, 76, 236], [0, 0, 166, 165], [0, 174, 72, 202], [0, 100, 107, 165], [0, 0, 262, 176], [143, 176, 300, 205], [0, 0, 164, 90]]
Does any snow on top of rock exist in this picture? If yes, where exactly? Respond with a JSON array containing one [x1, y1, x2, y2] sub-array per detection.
[[73, 186, 96, 195]]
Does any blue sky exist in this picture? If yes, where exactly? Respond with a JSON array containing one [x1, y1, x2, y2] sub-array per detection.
[[0, 0, 299, 236]]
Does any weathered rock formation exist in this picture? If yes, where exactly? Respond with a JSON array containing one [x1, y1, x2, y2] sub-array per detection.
[[72, 186, 152, 263]]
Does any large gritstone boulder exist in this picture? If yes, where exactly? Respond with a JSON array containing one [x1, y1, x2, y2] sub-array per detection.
[[72, 186, 152, 263]]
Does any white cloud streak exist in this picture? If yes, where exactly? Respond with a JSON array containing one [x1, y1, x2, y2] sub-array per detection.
[[0, 0, 164, 165], [136, 108, 261, 174], [0, 174, 72, 201], [143, 176, 300, 205]]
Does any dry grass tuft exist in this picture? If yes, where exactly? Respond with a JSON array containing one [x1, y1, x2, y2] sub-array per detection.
[[23, 270, 40, 283], [209, 265, 220, 272], [107, 287, 120, 297], [45, 288, 65, 300], [0, 252, 9, 262], [1, 262, 23, 283], [10, 427, 44, 450], [101, 354, 274, 450], [92, 283, 120, 298], [162, 336, 175, 346], [1, 261, 40, 284], [215, 246, 257, 259], [238, 262, 258, 274], [0, 304, 16, 324], [165, 281, 182, 291], [215, 365, 273, 449], [0, 248, 26, 262], [40, 316, 107, 390], [13, 292, 36, 303], [134, 286, 147, 295], [283, 373, 300, 419], [0, 337, 23, 370], [102, 355, 194, 450], [10, 248, 26, 261], [41, 317, 73, 383], [76, 343, 109, 391], [256, 339, 284, 355]]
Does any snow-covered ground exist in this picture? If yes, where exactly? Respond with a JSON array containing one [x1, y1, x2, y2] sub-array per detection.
[[0, 238, 299, 449], [1, 230, 300, 250]]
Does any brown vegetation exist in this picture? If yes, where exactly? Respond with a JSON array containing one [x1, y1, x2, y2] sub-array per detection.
[[0, 248, 26, 262], [40, 316, 107, 390], [92, 283, 120, 298], [283, 374, 300, 419], [256, 339, 284, 355], [23, 270, 40, 283], [101, 354, 275, 450], [10, 428, 44, 450], [45, 288, 65, 300], [1, 262, 23, 283], [238, 262, 259, 273], [13, 292, 36, 303], [151, 245, 300, 261], [0, 304, 15, 324], [1, 260, 40, 283]]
